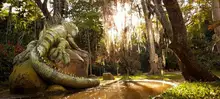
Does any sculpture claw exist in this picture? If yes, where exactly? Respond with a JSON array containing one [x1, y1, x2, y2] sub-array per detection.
[[49, 47, 70, 65]]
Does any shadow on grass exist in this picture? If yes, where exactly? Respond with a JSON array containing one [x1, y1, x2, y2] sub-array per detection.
[[144, 72, 183, 81], [212, 70, 220, 77], [117, 72, 183, 81]]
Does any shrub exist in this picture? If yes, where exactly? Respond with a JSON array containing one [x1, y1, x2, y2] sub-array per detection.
[[0, 42, 24, 81]]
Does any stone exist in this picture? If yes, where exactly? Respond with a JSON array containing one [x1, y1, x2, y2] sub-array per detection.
[[103, 72, 115, 80], [46, 85, 67, 92], [89, 74, 97, 78], [55, 49, 89, 77], [9, 59, 47, 94]]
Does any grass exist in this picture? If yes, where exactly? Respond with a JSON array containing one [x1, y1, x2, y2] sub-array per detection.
[[145, 72, 183, 81], [157, 70, 220, 99], [99, 72, 183, 82], [121, 72, 183, 81], [99, 70, 220, 81], [212, 70, 220, 77], [158, 81, 220, 99]]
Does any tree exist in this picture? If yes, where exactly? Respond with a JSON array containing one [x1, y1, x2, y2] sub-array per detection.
[[211, 0, 220, 53], [163, 0, 219, 81], [34, 0, 67, 25], [69, 0, 103, 75], [141, 0, 160, 74]]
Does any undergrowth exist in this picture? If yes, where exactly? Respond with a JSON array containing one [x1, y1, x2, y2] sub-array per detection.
[[159, 81, 220, 99]]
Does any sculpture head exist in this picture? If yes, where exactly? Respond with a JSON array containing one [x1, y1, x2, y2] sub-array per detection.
[[62, 21, 79, 37]]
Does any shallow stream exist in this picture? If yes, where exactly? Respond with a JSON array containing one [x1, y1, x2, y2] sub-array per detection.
[[60, 80, 174, 99], [0, 80, 175, 99]]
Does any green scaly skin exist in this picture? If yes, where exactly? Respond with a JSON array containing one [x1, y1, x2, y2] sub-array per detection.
[[30, 21, 100, 88]]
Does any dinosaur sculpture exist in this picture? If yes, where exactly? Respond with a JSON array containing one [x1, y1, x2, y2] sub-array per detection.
[[12, 21, 100, 89]]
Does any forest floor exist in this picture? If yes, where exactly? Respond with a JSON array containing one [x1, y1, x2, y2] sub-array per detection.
[[0, 81, 9, 93], [99, 71, 220, 99], [0, 71, 220, 99], [99, 71, 184, 83], [99, 70, 220, 83]]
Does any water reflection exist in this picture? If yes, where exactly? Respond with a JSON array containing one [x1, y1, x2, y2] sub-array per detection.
[[0, 81, 174, 99], [62, 81, 173, 99]]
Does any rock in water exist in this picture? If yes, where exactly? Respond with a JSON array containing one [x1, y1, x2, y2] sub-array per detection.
[[9, 59, 47, 94], [103, 73, 115, 80]]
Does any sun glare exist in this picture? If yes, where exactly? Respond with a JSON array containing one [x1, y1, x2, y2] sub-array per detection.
[[103, 0, 143, 54]]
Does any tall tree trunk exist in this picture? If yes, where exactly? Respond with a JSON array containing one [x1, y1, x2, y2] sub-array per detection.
[[141, 0, 160, 74], [153, 0, 172, 70], [153, 0, 173, 40], [163, 0, 219, 81], [212, 0, 220, 53], [34, 0, 67, 25], [88, 31, 92, 75], [53, 0, 68, 22], [6, 6, 12, 44], [34, 0, 51, 19]]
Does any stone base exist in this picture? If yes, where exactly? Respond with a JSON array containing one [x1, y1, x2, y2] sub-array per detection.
[[103, 73, 115, 80], [9, 59, 47, 94]]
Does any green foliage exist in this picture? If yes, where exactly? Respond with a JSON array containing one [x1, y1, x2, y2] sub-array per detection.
[[0, 9, 9, 20], [140, 47, 150, 72], [182, 0, 220, 70], [184, 0, 212, 40], [190, 37, 220, 70], [120, 75, 132, 80], [0, 42, 24, 81], [165, 51, 179, 71], [0, 42, 24, 61], [70, 0, 102, 34], [160, 82, 220, 99], [70, 0, 103, 60], [0, 0, 42, 45]]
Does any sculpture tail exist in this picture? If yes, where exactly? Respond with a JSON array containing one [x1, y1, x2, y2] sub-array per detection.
[[30, 47, 100, 88]]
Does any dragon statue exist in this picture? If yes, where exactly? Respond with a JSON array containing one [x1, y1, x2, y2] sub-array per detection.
[[10, 21, 100, 93], [208, 20, 220, 52]]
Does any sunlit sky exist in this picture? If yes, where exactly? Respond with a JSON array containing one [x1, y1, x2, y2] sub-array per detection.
[[1, 0, 153, 53], [103, 0, 146, 53], [1, 0, 198, 53]]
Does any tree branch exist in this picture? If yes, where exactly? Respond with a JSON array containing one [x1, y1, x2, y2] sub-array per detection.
[[34, 0, 51, 19]]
